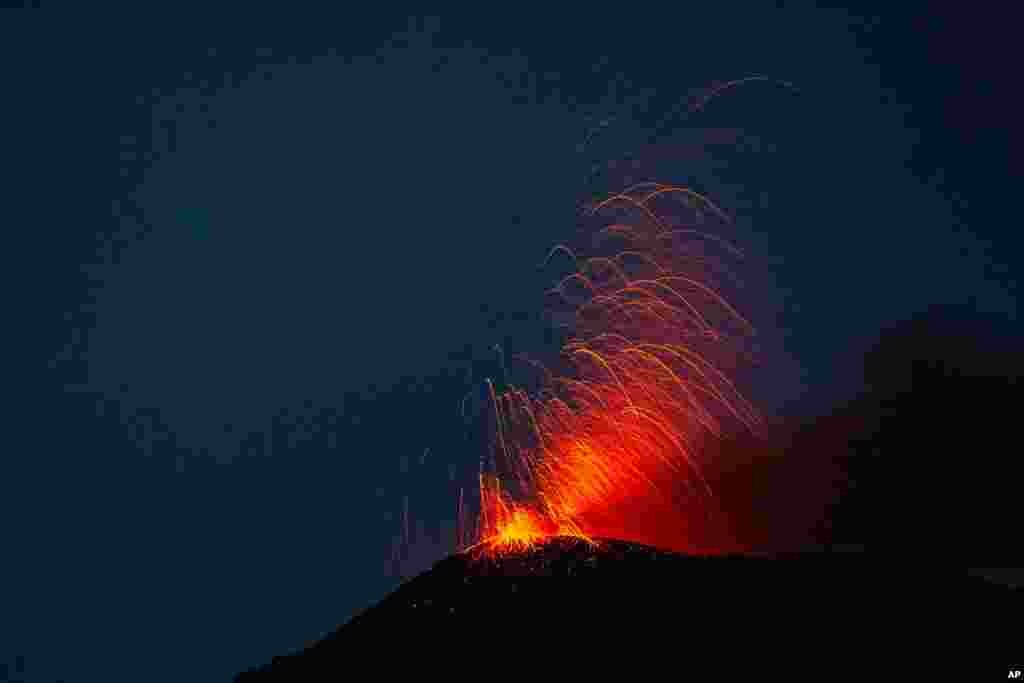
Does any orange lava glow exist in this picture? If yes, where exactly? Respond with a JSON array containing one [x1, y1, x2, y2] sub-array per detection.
[[470, 183, 761, 557]]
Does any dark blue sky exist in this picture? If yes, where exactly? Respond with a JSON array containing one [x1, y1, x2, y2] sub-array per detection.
[[9, 7, 1020, 682]]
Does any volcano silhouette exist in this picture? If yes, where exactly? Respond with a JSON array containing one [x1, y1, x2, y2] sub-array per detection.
[[232, 537, 1018, 680]]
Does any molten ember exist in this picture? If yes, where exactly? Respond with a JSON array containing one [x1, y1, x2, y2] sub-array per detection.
[[469, 183, 761, 557]]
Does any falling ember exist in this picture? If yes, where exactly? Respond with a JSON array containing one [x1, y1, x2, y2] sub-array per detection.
[[469, 182, 761, 557]]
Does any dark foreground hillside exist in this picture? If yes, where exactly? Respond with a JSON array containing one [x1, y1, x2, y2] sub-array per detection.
[[235, 538, 1021, 679]]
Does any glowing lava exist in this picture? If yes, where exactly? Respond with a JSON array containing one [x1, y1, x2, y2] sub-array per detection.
[[470, 183, 761, 557]]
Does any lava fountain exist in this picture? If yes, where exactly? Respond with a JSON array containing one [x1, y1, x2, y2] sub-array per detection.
[[468, 182, 762, 557]]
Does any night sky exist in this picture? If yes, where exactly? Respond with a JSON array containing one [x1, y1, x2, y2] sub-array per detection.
[[8, 6, 1021, 682]]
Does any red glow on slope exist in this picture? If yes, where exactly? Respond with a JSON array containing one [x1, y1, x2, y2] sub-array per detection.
[[472, 183, 761, 557]]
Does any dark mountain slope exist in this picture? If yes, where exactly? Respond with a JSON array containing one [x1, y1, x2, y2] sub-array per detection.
[[235, 538, 1018, 679]]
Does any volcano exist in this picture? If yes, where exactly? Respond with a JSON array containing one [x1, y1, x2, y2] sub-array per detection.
[[232, 537, 1016, 679]]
